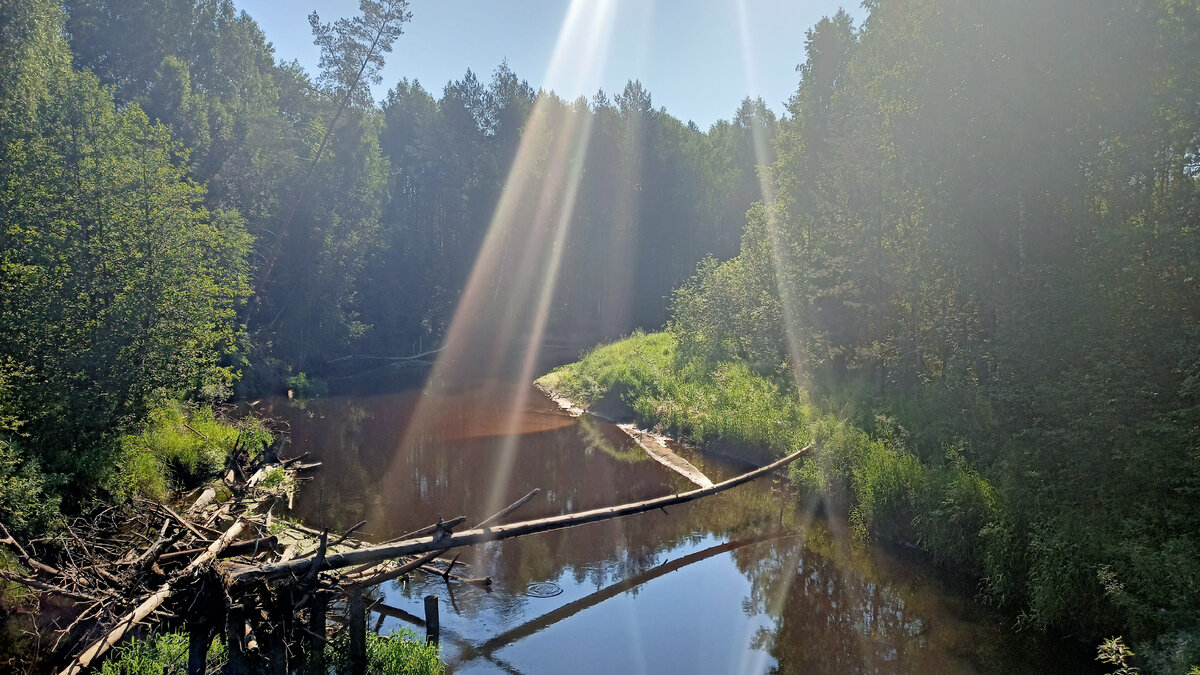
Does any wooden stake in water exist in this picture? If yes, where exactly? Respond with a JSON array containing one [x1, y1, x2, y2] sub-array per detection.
[[424, 594, 440, 644]]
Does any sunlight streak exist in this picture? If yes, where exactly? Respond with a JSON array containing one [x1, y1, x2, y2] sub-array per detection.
[[735, 0, 808, 387], [391, 0, 619, 525], [731, 10, 811, 670]]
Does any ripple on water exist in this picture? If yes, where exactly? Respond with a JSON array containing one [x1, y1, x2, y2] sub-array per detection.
[[525, 581, 564, 598]]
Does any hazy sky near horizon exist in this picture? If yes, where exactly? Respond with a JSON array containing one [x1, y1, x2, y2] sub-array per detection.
[[234, 0, 864, 130]]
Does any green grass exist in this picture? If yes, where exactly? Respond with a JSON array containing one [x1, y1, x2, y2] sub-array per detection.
[[100, 633, 224, 675], [326, 628, 445, 674], [113, 401, 272, 500], [538, 332, 1001, 548], [100, 628, 443, 674], [539, 331, 810, 456]]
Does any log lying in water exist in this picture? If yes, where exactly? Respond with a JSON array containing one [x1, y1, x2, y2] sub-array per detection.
[[230, 446, 809, 585]]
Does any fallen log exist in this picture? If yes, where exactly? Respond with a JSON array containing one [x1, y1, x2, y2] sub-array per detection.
[[185, 488, 217, 518], [231, 447, 808, 585], [158, 536, 279, 563], [0, 522, 61, 577], [58, 518, 248, 675], [353, 490, 539, 588], [0, 569, 104, 603]]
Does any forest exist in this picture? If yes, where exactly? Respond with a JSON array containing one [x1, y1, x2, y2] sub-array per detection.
[[1, 0, 1198, 672]]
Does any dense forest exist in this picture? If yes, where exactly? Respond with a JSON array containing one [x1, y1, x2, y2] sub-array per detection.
[[664, 0, 1200, 669], [1, 0, 1199, 671], [0, 0, 771, 522]]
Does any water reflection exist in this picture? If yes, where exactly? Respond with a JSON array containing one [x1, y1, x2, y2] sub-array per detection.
[[266, 385, 1083, 674]]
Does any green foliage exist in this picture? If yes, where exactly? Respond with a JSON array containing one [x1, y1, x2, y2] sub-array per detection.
[[540, 331, 808, 459], [114, 402, 271, 501], [1098, 637, 1142, 675], [670, 251, 784, 366], [99, 632, 224, 675], [326, 628, 445, 675], [0, 439, 59, 540], [0, 2, 253, 507], [256, 465, 296, 499], [287, 372, 329, 399], [1134, 630, 1200, 675], [657, 0, 1200, 658]]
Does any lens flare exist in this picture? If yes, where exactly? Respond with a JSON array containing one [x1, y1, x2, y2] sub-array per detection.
[[731, 4, 816, 671], [391, 0, 618, 525]]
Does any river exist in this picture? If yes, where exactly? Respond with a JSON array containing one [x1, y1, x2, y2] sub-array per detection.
[[264, 379, 1094, 674]]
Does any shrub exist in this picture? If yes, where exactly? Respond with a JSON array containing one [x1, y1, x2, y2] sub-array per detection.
[[113, 401, 271, 500], [287, 372, 328, 399], [0, 439, 58, 539]]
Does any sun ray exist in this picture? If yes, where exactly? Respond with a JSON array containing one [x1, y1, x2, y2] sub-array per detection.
[[389, 0, 618, 525], [734, 0, 808, 387], [730, 8, 820, 672]]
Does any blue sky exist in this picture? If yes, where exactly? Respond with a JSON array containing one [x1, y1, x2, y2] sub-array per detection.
[[234, 0, 863, 130]]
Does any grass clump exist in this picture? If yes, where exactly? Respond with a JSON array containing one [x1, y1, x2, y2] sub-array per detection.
[[326, 628, 445, 674], [100, 632, 224, 675], [113, 401, 272, 500], [257, 464, 295, 499]]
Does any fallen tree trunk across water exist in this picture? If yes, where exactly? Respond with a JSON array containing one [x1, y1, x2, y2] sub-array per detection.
[[230, 446, 809, 585], [3, 442, 808, 673]]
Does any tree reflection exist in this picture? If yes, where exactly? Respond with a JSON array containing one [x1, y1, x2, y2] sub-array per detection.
[[271, 388, 1059, 673]]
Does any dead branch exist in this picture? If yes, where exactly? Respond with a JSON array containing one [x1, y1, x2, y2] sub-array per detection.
[[57, 518, 248, 675], [352, 490, 539, 588], [232, 447, 808, 584]]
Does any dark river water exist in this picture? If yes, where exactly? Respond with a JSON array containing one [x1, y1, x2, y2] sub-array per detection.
[[264, 380, 1094, 674]]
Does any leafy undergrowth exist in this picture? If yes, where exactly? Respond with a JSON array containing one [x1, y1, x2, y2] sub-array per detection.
[[113, 401, 272, 501], [541, 331, 1200, 672], [100, 627, 444, 674]]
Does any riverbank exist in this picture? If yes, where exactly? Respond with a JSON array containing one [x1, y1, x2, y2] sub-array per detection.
[[535, 331, 984, 547], [536, 331, 1199, 673]]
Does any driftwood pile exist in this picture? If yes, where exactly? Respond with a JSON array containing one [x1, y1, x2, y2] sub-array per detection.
[[1, 442, 808, 674]]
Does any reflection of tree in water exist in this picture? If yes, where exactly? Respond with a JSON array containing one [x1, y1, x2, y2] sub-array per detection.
[[575, 414, 648, 464], [727, 523, 1024, 674], [272, 390, 1044, 673]]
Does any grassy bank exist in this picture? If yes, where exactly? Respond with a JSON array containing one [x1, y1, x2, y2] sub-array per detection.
[[538, 331, 993, 550], [113, 401, 274, 501], [539, 332, 1200, 672], [538, 331, 806, 461], [100, 627, 443, 674]]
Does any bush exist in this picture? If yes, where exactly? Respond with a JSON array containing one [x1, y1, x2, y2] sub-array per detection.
[[113, 401, 271, 500], [0, 439, 59, 539], [287, 372, 328, 399]]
